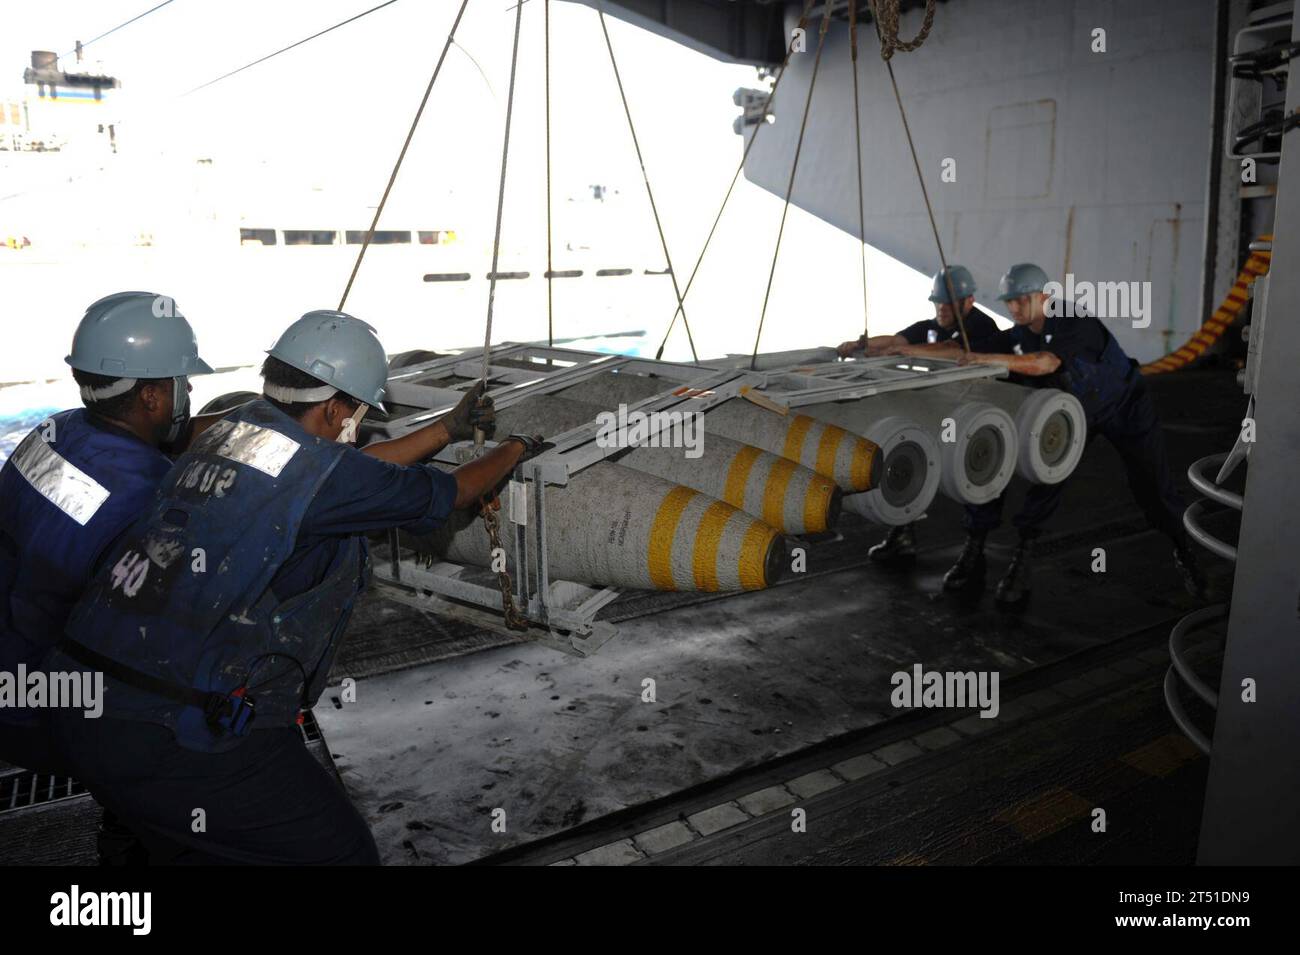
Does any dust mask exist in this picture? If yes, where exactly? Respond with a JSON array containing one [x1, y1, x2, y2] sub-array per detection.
[[337, 403, 368, 444]]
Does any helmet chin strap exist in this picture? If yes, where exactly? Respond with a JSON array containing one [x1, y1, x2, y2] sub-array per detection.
[[164, 376, 191, 444]]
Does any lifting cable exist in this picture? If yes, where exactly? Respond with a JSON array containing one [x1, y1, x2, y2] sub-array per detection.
[[478, 0, 529, 632], [187, 0, 403, 97], [653, 0, 816, 360], [848, 2, 870, 340], [749, 3, 836, 370], [480, 0, 527, 391], [544, 0, 555, 347], [597, 6, 698, 363], [64, 0, 178, 61], [866, 0, 971, 352], [338, 0, 469, 311], [333, 0, 522, 627]]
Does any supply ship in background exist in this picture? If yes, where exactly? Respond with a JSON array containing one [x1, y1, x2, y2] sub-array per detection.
[[0, 47, 668, 393]]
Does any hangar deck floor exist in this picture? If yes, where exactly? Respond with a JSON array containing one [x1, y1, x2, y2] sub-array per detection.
[[0, 369, 1246, 866]]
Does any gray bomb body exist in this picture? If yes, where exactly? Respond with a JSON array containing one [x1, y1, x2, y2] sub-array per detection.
[[493, 393, 841, 534], [557, 372, 882, 494], [407, 458, 784, 593]]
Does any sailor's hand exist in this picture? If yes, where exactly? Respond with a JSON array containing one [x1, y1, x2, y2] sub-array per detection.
[[837, 338, 864, 358], [957, 352, 983, 366], [502, 433, 553, 462], [446, 381, 492, 441]]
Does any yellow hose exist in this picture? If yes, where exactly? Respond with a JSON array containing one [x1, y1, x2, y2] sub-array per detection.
[[1142, 236, 1272, 375]]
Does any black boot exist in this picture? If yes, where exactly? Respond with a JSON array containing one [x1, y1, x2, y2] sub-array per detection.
[[995, 537, 1033, 607], [1173, 543, 1207, 599], [943, 532, 987, 591], [868, 522, 917, 564]]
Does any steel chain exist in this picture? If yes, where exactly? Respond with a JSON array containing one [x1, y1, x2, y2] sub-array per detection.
[[480, 496, 530, 631]]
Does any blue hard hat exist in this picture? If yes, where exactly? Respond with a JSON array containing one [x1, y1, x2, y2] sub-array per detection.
[[928, 265, 977, 304], [266, 310, 388, 411], [998, 263, 1051, 301], [65, 291, 213, 378]]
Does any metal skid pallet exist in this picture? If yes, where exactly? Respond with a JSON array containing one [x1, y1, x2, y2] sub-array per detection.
[[370, 343, 1005, 654]]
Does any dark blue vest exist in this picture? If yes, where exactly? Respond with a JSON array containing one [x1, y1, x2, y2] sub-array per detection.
[[1009, 315, 1137, 425], [61, 400, 368, 752], [0, 410, 170, 726]]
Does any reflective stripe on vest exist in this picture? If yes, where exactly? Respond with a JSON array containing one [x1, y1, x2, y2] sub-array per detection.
[[9, 430, 110, 526], [203, 419, 302, 477]]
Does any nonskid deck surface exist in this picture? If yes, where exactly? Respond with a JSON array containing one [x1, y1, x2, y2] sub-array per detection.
[[317, 516, 1226, 864], [479, 617, 1221, 866]]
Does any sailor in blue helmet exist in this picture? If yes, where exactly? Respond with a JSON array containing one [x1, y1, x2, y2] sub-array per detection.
[[949, 263, 1206, 607], [46, 310, 538, 865], [838, 265, 1002, 564], [0, 291, 217, 862], [837, 265, 1002, 360]]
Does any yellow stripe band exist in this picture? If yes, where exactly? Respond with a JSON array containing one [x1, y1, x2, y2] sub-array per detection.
[[722, 444, 763, 509], [762, 457, 798, 529], [691, 500, 733, 591], [782, 415, 814, 463], [647, 486, 698, 591], [737, 521, 778, 591], [803, 474, 837, 533], [849, 438, 877, 491], [814, 424, 845, 483]]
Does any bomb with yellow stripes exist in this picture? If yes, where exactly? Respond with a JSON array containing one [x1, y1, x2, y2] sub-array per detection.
[[408, 459, 784, 592], [490, 393, 841, 534], [557, 372, 883, 493]]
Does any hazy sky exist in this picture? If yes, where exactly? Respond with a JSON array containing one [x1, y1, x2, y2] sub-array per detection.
[[2, 0, 941, 372]]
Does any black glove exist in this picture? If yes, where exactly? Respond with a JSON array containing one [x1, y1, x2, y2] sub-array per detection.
[[502, 433, 553, 461], [445, 381, 495, 441]]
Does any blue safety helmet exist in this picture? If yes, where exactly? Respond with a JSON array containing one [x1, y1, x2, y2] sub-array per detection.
[[997, 263, 1051, 301], [928, 265, 978, 304], [65, 291, 213, 378], [265, 310, 388, 412]]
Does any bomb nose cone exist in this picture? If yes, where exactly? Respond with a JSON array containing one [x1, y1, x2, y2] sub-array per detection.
[[864, 442, 884, 491], [825, 485, 844, 530], [761, 532, 787, 588]]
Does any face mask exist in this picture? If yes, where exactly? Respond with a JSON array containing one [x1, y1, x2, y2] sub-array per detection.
[[337, 403, 368, 444], [163, 376, 191, 445]]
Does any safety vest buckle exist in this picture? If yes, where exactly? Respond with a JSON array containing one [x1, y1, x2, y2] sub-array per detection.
[[204, 689, 257, 737]]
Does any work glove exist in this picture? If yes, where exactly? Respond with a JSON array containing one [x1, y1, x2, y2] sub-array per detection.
[[502, 433, 554, 462], [445, 381, 495, 441]]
